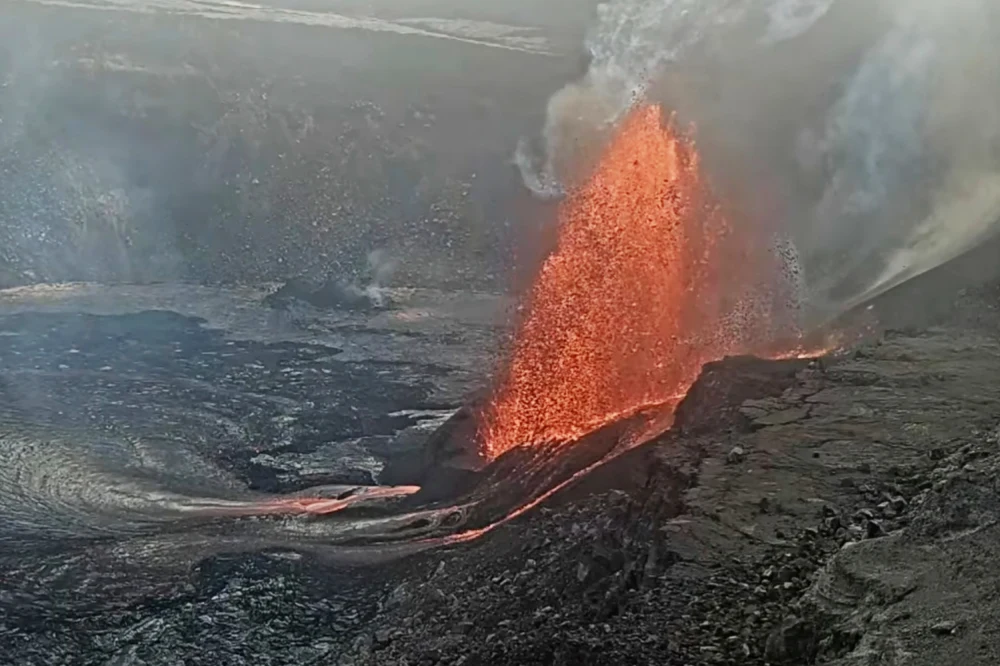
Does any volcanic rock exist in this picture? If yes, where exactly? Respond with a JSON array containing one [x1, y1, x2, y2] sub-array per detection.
[[727, 446, 747, 465], [751, 406, 810, 428], [334, 322, 1000, 666], [264, 278, 384, 311], [373, 629, 393, 649], [5, 283, 1000, 666], [931, 621, 958, 636], [764, 617, 819, 663]]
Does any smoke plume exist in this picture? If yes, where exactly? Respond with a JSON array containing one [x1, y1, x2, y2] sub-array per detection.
[[518, 0, 1000, 324]]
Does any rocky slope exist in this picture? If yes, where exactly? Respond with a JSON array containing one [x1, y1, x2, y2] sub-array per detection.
[[338, 326, 1000, 666]]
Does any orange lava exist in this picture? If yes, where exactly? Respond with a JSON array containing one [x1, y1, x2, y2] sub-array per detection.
[[207, 486, 422, 517], [481, 104, 799, 459]]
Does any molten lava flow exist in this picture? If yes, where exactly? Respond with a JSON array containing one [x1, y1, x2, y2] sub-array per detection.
[[481, 105, 798, 459]]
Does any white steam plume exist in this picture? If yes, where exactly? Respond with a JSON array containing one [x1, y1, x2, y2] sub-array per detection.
[[516, 0, 837, 198], [802, 0, 1000, 319], [520, 0, 1000, 324], [362, 248, 399, 308]]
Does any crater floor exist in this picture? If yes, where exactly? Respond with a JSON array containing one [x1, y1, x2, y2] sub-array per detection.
[[3, 281, 1000, 666]]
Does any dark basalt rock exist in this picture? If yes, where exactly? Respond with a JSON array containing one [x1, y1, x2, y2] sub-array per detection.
[[264, 278, 384, 311], [674, 354, 810, 436], [765, 616, 820, 664]]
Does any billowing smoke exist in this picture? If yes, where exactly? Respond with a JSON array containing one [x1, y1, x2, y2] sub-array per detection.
[[518, 0, 1000, 324]]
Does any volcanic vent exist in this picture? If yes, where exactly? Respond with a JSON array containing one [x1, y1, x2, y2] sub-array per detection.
[[480, 104, 804, 460]]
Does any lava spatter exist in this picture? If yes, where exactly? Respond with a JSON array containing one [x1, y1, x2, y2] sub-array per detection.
[[481, 104, 797, 459]]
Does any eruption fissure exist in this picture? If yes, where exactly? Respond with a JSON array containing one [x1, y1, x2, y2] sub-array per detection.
[[481, 104, 800, 460]]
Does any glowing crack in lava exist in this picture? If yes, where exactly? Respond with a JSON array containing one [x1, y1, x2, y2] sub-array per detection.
[[481, 104, 800, 459]]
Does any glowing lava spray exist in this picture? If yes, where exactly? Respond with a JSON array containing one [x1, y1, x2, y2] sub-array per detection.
[[481, 105, 798, 459]]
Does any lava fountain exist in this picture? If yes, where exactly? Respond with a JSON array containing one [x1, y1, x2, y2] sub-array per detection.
[[480, 104, 801, 460]]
